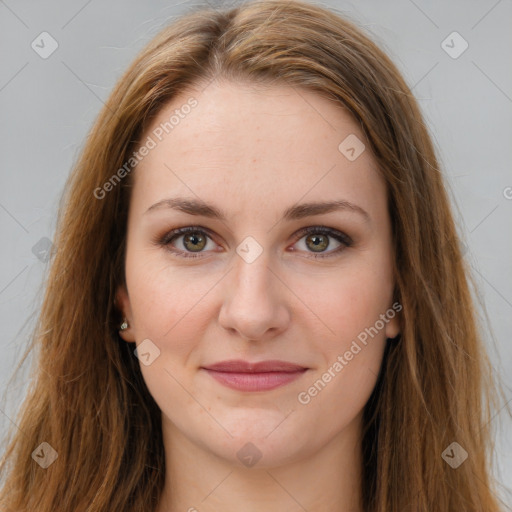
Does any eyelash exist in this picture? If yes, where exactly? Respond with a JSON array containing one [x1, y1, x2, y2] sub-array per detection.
[[156, 225, 353, 260]]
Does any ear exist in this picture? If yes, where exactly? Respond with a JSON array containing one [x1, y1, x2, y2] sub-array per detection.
[[115, 284, 136, 343], [384, 302, 401, 340]]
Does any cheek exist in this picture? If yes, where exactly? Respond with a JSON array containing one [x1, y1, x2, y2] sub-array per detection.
[[294, 270, 389, 430], [293, 260, 394, 345], [298, 340, 385, 446], [128, 261, 214, 423], [291, 261, 392, 405], [126, 248, 217, 337]]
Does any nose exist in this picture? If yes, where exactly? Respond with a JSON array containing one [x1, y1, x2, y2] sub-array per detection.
[[218, 249, 290, 342]]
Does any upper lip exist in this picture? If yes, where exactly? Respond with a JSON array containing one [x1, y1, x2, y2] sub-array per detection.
[[202, 359, 307, 373]]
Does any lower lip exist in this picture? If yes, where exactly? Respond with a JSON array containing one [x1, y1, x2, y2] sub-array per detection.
[[202, 369, 307, 391]]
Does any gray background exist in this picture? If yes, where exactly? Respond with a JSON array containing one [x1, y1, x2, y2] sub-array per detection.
[[1, 0, 511, 505]]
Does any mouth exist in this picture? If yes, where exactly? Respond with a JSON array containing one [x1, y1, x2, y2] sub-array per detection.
[[200, 359, 309, 392]]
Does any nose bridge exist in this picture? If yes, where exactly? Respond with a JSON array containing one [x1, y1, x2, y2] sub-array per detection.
[[230, 240, 276, 304], [219, 240, 287, 340]]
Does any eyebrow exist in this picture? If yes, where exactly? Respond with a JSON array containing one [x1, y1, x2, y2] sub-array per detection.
[[145, 197, 370, 223]]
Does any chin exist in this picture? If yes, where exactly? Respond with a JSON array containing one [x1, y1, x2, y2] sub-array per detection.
[[206, 424, 313, 470]]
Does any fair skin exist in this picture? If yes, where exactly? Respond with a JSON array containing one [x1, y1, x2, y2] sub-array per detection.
[[116, 80, 400, 512]]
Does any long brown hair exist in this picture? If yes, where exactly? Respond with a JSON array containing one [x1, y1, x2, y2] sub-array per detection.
[[0, 0, 508, 510]]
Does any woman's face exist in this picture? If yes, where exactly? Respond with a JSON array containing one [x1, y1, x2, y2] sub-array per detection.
[[116, 80, 400, 468]]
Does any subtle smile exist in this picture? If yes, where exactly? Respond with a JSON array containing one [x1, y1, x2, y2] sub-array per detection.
[[201, 359, 309, 392]]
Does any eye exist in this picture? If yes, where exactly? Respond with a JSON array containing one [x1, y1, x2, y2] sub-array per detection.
[[291, 226, 352, 259], [156, 225, 352, 259], [157, 226, 217, 259]]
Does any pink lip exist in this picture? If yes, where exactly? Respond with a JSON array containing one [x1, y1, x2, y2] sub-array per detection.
[[201, 359, 308, 391]]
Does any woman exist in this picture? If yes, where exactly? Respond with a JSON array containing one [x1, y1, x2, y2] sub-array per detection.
[[0, 0, 507, 510]]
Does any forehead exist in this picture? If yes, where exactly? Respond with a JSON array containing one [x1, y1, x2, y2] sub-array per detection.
[[129, 80, 386, 223]]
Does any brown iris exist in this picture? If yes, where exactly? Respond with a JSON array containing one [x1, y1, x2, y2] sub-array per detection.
[[183, 232, 207, 252], [305, 233, 329, 252]]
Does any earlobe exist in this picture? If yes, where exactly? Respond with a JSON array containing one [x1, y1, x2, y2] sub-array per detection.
[[118, 328, 135, 343], [115, 285, 136, 343], [385, 321, 400, 340], [385, 305, 401, 340]]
